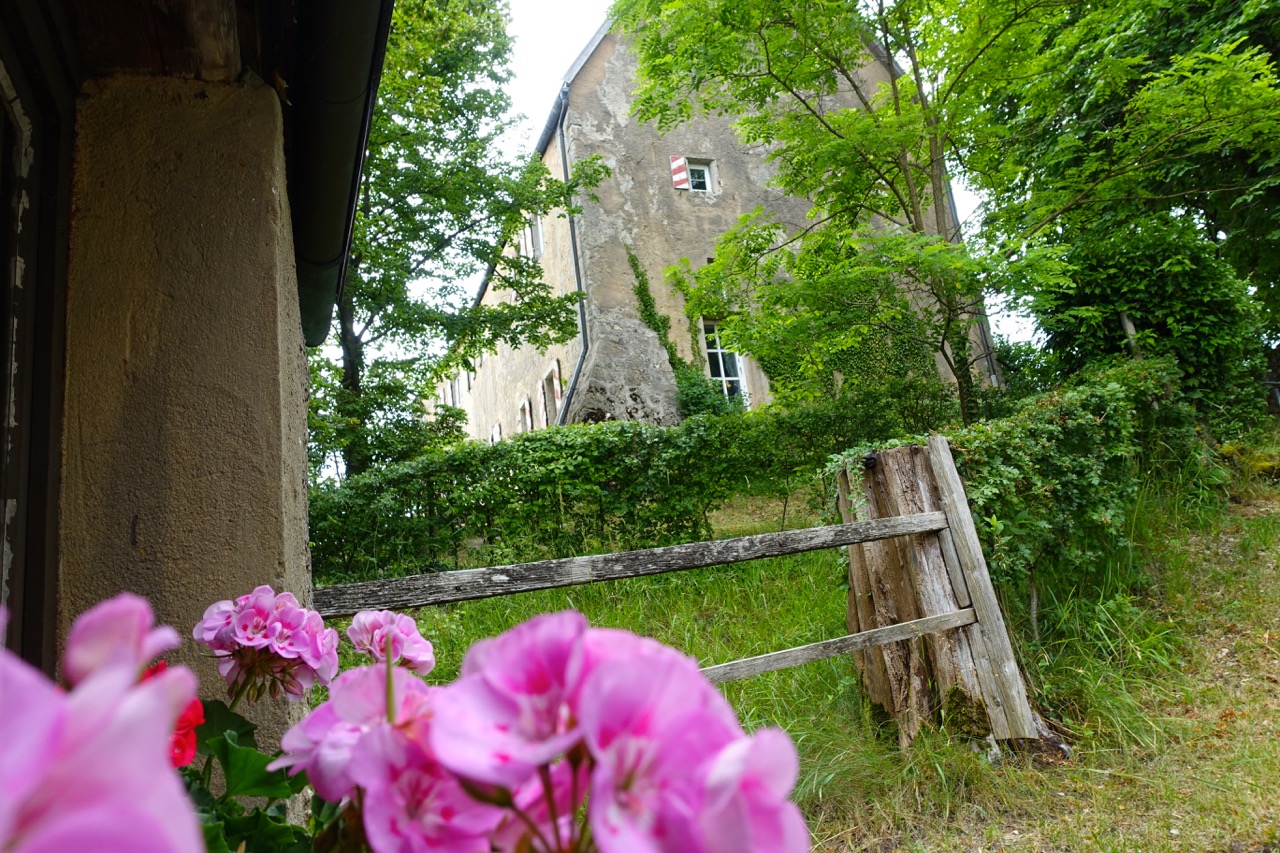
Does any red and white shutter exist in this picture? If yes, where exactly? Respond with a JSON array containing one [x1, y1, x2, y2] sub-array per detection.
[[670, 155, 690, 190]]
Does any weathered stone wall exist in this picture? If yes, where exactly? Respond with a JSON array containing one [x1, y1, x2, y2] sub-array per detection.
[[459, 31, 796, 436], [560, 32, 802, 423], [60, 75, 310, 739]]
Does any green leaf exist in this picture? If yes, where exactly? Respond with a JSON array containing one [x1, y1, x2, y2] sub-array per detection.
[[221, 808, 312, 853], [197, 814, 234, 853], [196, 699, 257, 755], [206, 730, 295, 800]]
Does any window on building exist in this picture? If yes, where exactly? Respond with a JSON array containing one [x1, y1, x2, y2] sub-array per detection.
[[541, 360, 562, 426], [688, 164, 709, 192], [518, 398, 533, 433], [518, 214, 543, 259], [703, 321, 745, 399], [490, 422, 502, 444], [670, 155, 714, 193]]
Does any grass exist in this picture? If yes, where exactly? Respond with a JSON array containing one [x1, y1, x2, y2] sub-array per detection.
[[330, 450, 1280, 851]]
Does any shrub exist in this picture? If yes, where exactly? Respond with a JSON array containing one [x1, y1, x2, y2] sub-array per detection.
[[309, 373, 963, 584], [836, 358, 1201, 632]]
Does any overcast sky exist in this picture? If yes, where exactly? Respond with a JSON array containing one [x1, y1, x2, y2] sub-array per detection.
[[505, 0, 615, 150]]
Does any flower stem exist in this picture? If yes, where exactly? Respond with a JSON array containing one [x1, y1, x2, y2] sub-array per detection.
[[385, 632, 395, 724], [539, 764, 562, 852], [227, 673, 254, 714], [200, 754, 214, 789], [510, 804, 556, 853]]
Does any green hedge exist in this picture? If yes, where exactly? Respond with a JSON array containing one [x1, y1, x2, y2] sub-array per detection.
[[311, 360, 1196, 591], [310, 379, 954, 584], [842, 359, 1197, 602]]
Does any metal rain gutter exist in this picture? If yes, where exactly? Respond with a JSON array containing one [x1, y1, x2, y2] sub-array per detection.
[[553, 83, 589, 426], [289, 0, 395, 347]]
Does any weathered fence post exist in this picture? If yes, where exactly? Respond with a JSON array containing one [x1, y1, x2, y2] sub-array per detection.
[[840, 438, 1038, 744]]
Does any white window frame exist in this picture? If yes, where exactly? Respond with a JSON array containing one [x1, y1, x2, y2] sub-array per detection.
[[687, 162, 711, 192], [490, 422, 502, 444], [541, 360, 563, 426], [518, 398, 533, 433], [703, 321, 747, 401], [518, 214, 543, 259]]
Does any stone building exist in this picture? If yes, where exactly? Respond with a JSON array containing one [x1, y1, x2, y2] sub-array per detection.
[[444, 24, 999, 443], [443, 24, 813, 442], [2, 0, 390, 738]]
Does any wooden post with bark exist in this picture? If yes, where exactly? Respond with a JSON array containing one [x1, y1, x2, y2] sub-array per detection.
[[839, 436, 1038, 746]]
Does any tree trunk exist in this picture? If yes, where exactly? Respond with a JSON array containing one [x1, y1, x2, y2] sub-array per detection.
[[337, 287, 372, 478]]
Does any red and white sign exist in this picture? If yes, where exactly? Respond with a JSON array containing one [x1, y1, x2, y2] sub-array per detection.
[[670, 155, 690, 189]]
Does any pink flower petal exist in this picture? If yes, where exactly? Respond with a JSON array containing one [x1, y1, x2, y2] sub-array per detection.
[[697, 729, 808, 853], [2, 629, 201, 853], [352, 725, 504, 853], [63, 593, 179, 685], [0, 640, 66, 842], [432, 611, 588, 788]]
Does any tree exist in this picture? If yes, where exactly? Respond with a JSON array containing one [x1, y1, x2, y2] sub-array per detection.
[[960, 1, 1280, 277], [610, 0, 1080, 420], [611, 0, 1280, 418], [1026, 214, 1261, 418], [954, 0, 1279, 418], [312, 0, 607, 479]]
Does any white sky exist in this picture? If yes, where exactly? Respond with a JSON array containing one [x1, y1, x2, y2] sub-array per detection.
[[505, 0, 615, 150], [502, 0, 1036, 341]]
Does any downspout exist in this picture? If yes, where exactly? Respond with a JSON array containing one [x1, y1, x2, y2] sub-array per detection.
[[554, 82, 589, 425]]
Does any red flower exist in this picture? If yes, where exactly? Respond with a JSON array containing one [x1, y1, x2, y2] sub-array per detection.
[[145, 660, 206, 768]]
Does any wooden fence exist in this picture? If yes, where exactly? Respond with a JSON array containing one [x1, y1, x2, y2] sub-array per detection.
[[314, 435, 1037, 742]]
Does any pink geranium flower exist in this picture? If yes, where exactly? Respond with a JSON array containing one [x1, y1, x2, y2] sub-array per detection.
[[430, 611, 589, 789], [578, 652, 742, 853], [271, 665, 434, 802], [1, 604, 203, 853], [352, 725, 504, 853], [193, 585, 339, 702], [696, 729, 809, 853], [348, 610, 436, 675], [62, 592, 179, 686]]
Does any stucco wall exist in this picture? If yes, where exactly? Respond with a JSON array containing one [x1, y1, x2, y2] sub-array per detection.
[[561, 32, 798, 423], [460, 31, 795, 435], [59, 75, 310, 732]]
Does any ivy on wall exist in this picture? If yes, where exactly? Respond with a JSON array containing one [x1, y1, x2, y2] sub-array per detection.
[[626, 245, 743, 418]]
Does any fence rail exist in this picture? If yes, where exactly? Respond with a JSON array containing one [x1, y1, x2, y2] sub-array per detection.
[[313, 511, 948, 617], [701, 608, 977, 684]]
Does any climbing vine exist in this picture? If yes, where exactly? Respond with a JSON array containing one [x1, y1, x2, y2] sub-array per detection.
[[626, 245, 742, 417]]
